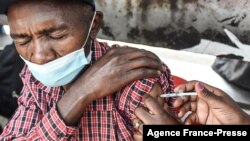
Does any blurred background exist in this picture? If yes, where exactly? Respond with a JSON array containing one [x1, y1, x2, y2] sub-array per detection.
[[96, 0, 250, 49], [2, 0, 250, 50]]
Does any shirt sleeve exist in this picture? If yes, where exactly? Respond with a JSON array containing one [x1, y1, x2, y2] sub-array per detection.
[[115, 63, 174, 121], [113, 63, 174, 140], [0, 87, 78, 141]]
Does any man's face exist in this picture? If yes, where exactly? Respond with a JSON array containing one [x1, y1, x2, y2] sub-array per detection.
[[7, 1, 94, 65]]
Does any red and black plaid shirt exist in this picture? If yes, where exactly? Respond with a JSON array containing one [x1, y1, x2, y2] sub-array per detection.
[[0, 40, 174, 141]]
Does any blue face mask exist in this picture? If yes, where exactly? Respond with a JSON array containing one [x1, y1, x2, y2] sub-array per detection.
[[20, 12, 96, 87]]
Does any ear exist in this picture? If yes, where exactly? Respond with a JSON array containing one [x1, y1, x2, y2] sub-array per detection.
[[90, 11, 103, 39]]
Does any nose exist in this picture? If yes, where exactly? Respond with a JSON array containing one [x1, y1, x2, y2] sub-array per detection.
[[30, 40, 55, 65]]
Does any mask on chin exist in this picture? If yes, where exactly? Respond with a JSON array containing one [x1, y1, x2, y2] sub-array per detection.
[[20, 11, 96, 87]]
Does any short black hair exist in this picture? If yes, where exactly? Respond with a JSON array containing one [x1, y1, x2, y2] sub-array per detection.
[[52, 0, 95, 11], [0, 0, 95, 14], [52, 0, 95, 24]]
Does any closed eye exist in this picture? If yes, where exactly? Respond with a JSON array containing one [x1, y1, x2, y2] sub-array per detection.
[[14, 38, 31, 46], [46, 29, 68, 40], [11, 33, 32, 46], [48, 34, 67, 40]]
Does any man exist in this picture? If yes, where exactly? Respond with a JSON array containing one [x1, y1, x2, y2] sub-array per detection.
[[133, 81, 250, 141], [0, 0, 174, 140]]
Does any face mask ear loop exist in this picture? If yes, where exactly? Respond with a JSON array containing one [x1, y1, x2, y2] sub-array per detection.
[[81, 11, 97, 49], [86, 40, 93, 63]]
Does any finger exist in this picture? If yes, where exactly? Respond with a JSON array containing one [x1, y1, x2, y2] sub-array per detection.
[[149, 84, 164, 107], [175, 81, 224, 97], [133, 132, 143, 141], [172, 96, 190, 108], [173, 95, 198, 108], [119, 68, 161, 84], [135, 107, 154, 124], [164, 104, 182, 121], [199, 82, 225, 97], [110, 45, 143, 54], [139, 122, 143, 134], [184, 113, 199, 125], [109, 45, 139, 54], [178, 102, 197, 118], [109, 47, 161, 64], [132, 118, 143, 133], [142, 95, 165, 115], [120, 57, 163, 72], [125, 49, 161, 62], [164, 103, 170, 113], [105, 47, 143, 62], [195, 82, 222, 106], [157, 96, 164, 107], [174, 80, 198, 93]]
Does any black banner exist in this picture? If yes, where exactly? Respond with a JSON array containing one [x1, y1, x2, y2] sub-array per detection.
[[143, 125, 250, 140]]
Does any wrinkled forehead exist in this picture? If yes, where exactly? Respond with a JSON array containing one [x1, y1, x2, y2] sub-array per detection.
[[7, 1, 93, 35], [7, 1, 89, 23], [7, 0, 92, 20], [8, 0, 67, 14], [7, 3, 70, 35], [7, 1, 63, 23]]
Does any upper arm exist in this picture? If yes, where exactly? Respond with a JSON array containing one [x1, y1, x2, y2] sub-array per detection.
[[115, 63, 173, 119], [148, 83, 164, 107]]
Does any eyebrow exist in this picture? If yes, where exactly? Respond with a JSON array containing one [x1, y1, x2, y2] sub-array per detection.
[[37, 24, 68, 35], [11, 32, 31, 39], [10, 24, 68, 39]]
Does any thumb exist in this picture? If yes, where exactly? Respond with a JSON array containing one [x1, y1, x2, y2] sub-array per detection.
[[195, 82, 220, 106]]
